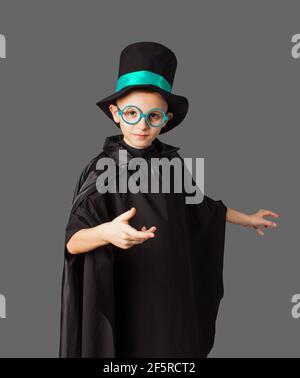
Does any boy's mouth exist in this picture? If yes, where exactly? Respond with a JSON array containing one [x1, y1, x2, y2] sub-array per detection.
[[132, 133, 149, 138]]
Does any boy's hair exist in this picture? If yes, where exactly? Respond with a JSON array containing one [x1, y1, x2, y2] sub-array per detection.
[[114, 88, 169, 109]]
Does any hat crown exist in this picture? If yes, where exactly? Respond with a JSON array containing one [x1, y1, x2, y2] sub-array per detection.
[[118, 41, 177, 88]]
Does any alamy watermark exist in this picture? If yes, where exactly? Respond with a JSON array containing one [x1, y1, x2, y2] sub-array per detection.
[[291, 294, 300, 319], [0, 293, 6, 318], [95, 150, 205, 204], [0, 33, 6, 59], [291, 34, 300, 59], [1, 32, 7, 319]]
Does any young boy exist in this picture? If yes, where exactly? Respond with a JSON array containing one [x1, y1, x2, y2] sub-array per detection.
[[59, 41, 279, 358]]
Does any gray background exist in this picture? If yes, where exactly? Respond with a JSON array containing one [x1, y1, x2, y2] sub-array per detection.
[[0, 0, 299, 357]]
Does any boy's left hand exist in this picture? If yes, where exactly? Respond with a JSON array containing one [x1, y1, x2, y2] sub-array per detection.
[[245, 209, 280, 236]]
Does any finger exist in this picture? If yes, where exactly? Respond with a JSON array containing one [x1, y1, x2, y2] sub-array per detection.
[[266, 210, 280, 218], [272, 212, 280, 218], [115, 207, 136, 222], [263, 220, 277, 228], [124, 232, 156, 245], [141, 226, 156, 232], [146, 226, 157, 232], [122, 227, 156, 243], [259, 209, 280, 218], [123, 232, 148, 243], [124, 224, 155, 240], [254, 225, 264, 236], [135, 225, 156, 235]]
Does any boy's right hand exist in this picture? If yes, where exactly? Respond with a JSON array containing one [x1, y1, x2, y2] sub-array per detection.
[[102, 207, 157, 250]]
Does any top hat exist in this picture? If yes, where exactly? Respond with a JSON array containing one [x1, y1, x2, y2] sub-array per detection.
[[96, 41, 189, 134]]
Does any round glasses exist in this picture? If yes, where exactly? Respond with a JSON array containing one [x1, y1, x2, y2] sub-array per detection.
[[117, 105, 169, 128]]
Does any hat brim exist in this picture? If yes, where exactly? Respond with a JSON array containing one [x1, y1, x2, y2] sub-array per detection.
[[96, 84, 189, 134]]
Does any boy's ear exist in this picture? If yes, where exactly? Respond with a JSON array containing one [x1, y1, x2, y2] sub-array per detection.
[[162, 112, 173, 128], [165, 112, 174, 124], [109, 104, 121, 124]]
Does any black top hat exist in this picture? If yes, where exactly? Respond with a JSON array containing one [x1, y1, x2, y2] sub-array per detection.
[[96, 41, 189, 134]]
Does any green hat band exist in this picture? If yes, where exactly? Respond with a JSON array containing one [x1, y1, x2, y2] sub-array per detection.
[[116, 70, 172, 93]]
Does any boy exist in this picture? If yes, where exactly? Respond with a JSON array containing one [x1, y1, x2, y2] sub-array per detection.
[[59, 41, 279, 358]]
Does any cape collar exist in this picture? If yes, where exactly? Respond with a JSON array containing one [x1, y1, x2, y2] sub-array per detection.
[[103, 134, 180, 165]]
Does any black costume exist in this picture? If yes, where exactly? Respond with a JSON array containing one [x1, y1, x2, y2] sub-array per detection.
[[59, 134, 227, 358]]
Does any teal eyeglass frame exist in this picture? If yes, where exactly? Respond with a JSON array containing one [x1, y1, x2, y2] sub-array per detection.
[[117, 105, 169, 128]]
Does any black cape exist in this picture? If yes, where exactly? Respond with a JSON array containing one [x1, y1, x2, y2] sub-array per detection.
[[59, 134, 227, 358]]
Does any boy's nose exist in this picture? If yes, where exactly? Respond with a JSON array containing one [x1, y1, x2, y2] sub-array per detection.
[[136, 117, 149, 129]]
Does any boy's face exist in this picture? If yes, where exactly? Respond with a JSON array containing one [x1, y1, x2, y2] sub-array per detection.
[[109, 89, 173, 149]]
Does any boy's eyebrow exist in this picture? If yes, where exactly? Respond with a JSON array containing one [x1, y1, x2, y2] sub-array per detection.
[[119, 105, 165, 112]]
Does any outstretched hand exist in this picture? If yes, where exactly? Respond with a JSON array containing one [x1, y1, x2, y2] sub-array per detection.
[[246, 209, 280, 236], [105, 207, 157, 249]]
